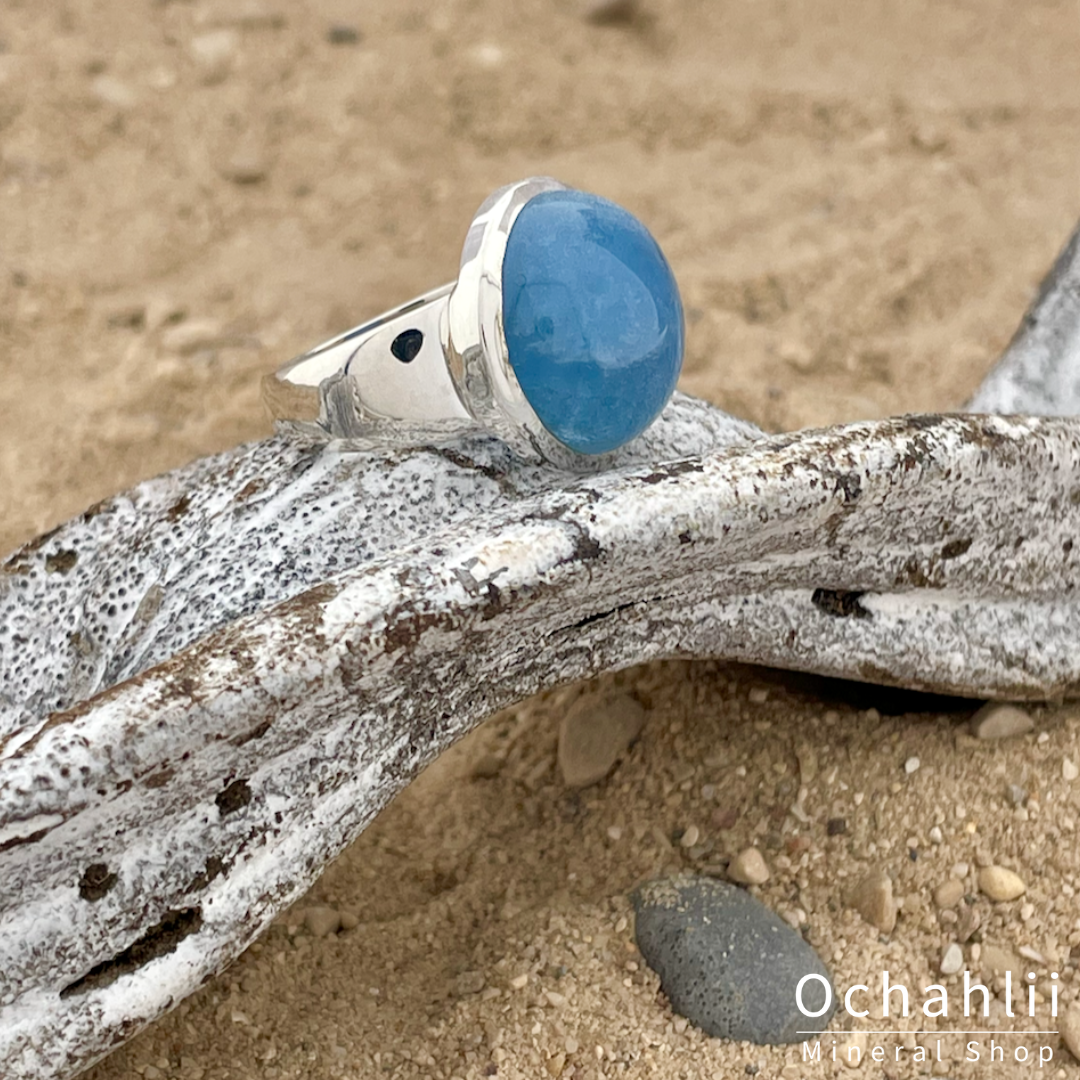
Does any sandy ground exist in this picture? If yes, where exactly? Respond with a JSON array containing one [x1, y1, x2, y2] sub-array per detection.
[[3, 0, 1080, 1077]]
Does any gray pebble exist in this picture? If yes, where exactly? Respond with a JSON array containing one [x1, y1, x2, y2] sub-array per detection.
[[633, 875, 836, 1044]]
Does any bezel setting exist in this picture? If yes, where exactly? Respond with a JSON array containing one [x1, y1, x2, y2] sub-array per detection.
[[443, 177, 589, 467]]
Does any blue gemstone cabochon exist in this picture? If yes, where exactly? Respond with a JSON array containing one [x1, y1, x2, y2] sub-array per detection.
[[500, 189, 684, 455]]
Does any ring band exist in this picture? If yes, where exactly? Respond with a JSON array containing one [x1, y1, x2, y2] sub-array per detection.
[[263, 177, 685, 468]]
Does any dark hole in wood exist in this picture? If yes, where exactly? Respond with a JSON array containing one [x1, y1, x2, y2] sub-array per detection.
[[215, 778, 252, 816], [78, 863, 118, 902], [811, 588, 870, 618], [231, 718, 272, 747], [940, 537, 973, 560], [60, 907, 203, 998], [187, 854, 227, 893], [45, 549, 78, 574]]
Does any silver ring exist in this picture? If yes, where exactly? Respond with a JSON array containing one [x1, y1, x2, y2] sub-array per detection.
[[262, 177, 685, 469]]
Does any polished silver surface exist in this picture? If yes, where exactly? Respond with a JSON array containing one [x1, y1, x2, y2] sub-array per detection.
[[263, 177, 659, 470], [443, 175, 592, 467], [263, 281, 471, 443]]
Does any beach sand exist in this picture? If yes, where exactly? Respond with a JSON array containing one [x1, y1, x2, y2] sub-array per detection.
[[2, 1, 1080, 1076]]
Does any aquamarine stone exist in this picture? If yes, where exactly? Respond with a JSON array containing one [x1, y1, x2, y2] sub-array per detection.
[[501, 189, 684, 455]]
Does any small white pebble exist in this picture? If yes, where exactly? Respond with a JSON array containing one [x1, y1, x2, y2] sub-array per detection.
[[940, 942, 963, 975], [607, 825, 623, 841], [1019, 944, 1046, 964], [510, 974, 529, 990], [1064, 758, 1079, 781], [1038, 732, 1050, 745], [978, 865, 1027, 902], [904, 756, 921, 774], [680, 824, 700, 848], [782, 907, 807, 929], [728, 846, 770, 885], [929, 825, 944, 844]]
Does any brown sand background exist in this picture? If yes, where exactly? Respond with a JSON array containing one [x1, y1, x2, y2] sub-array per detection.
[[3, 0, 1080, 1077]]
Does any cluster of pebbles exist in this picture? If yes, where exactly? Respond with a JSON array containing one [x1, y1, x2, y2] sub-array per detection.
[[583, 686, 1080, 1075], [556, 679, 1080, 1072]]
